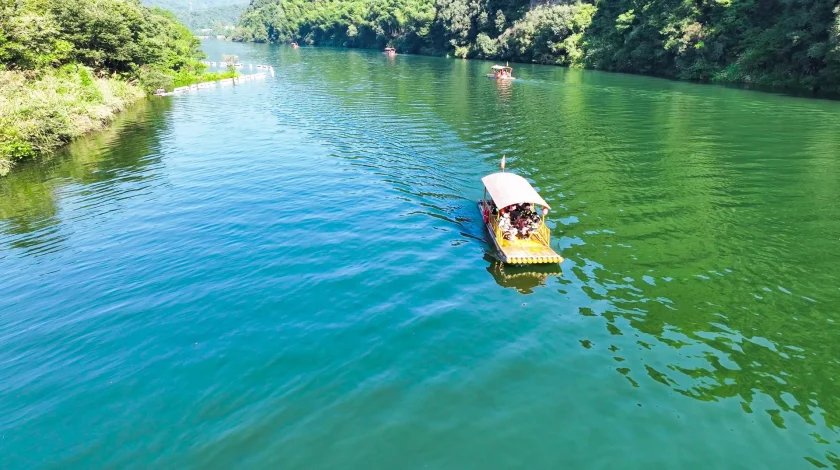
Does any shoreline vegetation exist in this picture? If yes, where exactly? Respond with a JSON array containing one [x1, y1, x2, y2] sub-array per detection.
[[232, 0, 840, 96], [0, 0, 237, 176]]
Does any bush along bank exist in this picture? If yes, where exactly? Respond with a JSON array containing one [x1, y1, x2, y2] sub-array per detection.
[[0, 0, 228, 175], [0, 66, 144, 174]]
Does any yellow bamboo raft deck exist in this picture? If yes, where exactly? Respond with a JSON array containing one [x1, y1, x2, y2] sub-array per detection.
[[478, 201, 563, 265]]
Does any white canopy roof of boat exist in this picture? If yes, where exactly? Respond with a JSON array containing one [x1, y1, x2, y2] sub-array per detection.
[[482, 172, 550, 209]]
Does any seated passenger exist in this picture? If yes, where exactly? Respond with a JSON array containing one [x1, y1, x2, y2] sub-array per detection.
[[499, 212, 511, 230], [499, 213, 515, 240], [518, 218, 530, 238]]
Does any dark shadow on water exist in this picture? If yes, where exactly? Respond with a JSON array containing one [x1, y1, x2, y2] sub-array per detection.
[[484, 253, 562, 294]]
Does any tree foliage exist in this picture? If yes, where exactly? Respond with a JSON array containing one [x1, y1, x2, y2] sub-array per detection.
[[585, 0, 840, 91], [233, 0, 840, 92], [0, 0, 207, 85], [0, 0, 215, 169], [501, 3, 595, 66]]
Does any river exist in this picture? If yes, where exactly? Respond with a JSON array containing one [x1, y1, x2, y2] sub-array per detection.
[[2, 40, 839, 468]]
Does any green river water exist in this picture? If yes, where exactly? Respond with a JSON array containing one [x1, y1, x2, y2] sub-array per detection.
[[1, 40, 839, 468]]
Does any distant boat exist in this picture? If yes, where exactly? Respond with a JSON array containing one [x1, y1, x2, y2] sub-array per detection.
[[384, 47, 396, 57], [291, 42, 299, 49], [487, 64, 515, 80]]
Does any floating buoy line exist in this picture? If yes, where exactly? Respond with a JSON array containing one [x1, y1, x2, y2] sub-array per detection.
[[154, 71, 270, 97], [202, 62, 275, 73]]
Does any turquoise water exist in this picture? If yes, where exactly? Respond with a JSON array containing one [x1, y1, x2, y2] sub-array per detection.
[[2, 41, 840, 468]]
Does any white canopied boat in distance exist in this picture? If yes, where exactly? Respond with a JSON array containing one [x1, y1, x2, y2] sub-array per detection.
[[487, 65, 515, 80]]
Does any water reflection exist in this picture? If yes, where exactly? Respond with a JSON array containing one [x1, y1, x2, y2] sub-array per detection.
[[494, 78, 513, 101], [0, 98, 171, 256], [484, 254, 561, 293]]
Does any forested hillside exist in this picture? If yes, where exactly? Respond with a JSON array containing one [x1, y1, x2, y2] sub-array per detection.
[[233, 0, 840, 93], [141, 0, 248, 31], [0, 0, 226, 174]]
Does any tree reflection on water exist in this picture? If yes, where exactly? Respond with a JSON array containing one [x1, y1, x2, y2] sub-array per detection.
[[484, 253, 562, 294], [0, 98, 172, 256]]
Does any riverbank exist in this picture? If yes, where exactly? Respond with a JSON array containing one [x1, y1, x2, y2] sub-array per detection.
[[0, 0, 229, 176], [0, 66, 145, 176], [0, 66, 242, 177]]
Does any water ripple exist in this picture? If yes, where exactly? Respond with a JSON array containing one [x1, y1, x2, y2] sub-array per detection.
[[0, 42, 839, 469]]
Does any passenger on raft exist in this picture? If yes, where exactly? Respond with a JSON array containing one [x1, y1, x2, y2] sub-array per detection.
[[497, 203, 541, 240]]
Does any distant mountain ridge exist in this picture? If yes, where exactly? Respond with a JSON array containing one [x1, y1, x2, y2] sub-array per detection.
[[141, 0, 248, 31]]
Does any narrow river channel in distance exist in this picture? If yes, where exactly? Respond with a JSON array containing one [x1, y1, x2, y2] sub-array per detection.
[[1, 40, 839, 468]]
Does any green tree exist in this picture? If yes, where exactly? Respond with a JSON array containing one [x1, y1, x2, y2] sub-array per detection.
[[474, 32, 498, 57], [495, 9, 506, 33]]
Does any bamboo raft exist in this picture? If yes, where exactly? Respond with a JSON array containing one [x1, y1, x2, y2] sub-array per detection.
[[479, 171, 563, 265], [487, 64, 515, 80]]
